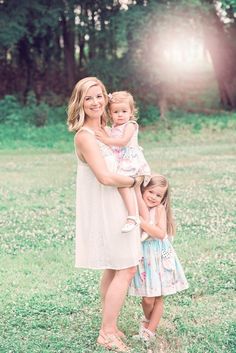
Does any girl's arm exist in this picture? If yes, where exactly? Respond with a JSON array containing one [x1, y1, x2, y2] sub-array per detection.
[[95, 123, 136, 147], [134, 184, 149, 221], [140, 205, 167, 240], [75, 130, 138, 187]]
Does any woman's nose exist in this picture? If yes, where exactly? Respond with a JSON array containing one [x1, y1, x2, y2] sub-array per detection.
[[92, 97, 98, 104]]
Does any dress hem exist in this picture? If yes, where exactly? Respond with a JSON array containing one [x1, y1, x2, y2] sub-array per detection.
[[75, 261, 140, 271], [128, 284, 189, 297]]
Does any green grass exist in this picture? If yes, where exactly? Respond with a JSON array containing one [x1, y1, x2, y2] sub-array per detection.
[[0, 116, 236, 352]]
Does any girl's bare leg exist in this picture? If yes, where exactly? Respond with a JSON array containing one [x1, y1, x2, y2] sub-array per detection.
[[141, 297, 155, 328], [147, 296, 164, 333], [101, 266, 137, 334]]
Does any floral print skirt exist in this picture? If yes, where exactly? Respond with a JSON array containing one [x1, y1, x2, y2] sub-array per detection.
[[129, 238, 189, 297]]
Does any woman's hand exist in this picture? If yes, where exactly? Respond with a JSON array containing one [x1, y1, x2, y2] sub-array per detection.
[[134, 175, 144, 187]]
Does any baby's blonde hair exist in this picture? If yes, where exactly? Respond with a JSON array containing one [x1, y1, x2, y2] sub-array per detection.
[[141, 174, 176, 236], [67, 77, 108, 132], [108, 91, 138, 121]]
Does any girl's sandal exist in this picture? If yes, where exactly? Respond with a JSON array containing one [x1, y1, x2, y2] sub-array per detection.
[[139, 316, 150, 334], [121, 216, 140, 233], [97, 331, 130, 352], [140, 327, 156, 343]]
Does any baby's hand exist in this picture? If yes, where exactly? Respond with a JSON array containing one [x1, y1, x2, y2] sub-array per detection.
[[95, 128, 109, 143]]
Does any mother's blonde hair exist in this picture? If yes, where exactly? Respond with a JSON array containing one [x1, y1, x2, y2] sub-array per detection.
[[67, 77, 108, 132]]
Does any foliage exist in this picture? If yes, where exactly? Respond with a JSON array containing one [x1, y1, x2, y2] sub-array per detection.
[[0, 126, 235, 352], [0, 0, 235, 110], [0, 94, 66, 127], [137, 103, 160, 126], [0, 95, 21, 123]]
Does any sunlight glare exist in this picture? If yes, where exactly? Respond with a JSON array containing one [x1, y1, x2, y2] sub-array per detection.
[[162, 34, 209, 73]]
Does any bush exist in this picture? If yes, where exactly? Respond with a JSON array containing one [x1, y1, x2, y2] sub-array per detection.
[[0, 93, 67, 127], [137, 103, 160, 126], [0, 95, 22, 123]]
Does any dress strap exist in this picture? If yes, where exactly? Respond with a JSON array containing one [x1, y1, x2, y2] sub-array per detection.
[[78, 127, 95, 135], [124, 121, 138, 128], [74, 127, 96, 163]]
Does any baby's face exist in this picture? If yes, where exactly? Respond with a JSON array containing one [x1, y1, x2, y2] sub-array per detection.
[[109, 102, 132, 126]]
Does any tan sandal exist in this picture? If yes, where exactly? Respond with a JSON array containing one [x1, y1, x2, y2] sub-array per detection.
[[97, 331, 130, 352], [116, 329, 126, 339]]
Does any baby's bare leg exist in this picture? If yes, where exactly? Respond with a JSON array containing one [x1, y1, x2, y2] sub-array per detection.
[[118, 187, 136, 216]]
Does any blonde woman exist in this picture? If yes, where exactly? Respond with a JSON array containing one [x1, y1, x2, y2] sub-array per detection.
[[67, 77, 142, 352]]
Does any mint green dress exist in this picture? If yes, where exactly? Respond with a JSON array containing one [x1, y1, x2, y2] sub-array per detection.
[[129, 208, 189, 297]]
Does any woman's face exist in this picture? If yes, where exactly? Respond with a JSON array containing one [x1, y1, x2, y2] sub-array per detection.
[[143, 185, 167, 208], [83, 85, 105, 120]]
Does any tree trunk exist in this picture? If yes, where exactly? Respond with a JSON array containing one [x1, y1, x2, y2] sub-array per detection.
[[89, 9, 96, 60], [61, 11, 76, 90], [203, 11, 236, 110], [18, 38, 34, 103]]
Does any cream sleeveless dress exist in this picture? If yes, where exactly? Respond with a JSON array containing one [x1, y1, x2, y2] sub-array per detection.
[[75, 127, 142, 270]]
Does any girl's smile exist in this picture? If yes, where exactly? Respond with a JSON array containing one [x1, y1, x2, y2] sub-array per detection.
[[143, 185, 167, 208]]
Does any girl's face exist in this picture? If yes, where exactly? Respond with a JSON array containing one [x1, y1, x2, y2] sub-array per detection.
[[83, 85, 105, 120], [143, 185, 167, 208], [110, 102, 132, 126]]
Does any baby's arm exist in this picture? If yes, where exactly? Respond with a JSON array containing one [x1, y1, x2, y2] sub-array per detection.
[[95, 123, 136, 147], [140, 205, 167, 240], [75, 130, 135, 187]]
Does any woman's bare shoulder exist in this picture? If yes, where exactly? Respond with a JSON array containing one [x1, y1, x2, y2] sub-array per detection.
[[74, 129, 95, 148]]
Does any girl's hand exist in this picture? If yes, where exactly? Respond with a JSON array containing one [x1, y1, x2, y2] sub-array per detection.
[[95, 128, 109, 143]]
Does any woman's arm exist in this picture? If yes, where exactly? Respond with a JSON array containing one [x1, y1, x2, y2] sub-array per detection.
[[95, 123, 136, 147], [140, 205, 167, 240], [75, 130, 136, 187]]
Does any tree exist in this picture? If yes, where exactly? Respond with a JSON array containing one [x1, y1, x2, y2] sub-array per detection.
[[202, 0, 236, 109]]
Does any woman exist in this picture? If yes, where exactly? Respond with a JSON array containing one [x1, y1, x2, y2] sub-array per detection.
[[67, 77, 142, 352]]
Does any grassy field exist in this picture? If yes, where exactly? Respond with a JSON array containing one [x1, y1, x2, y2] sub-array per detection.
[[0, 117, 236, 353]]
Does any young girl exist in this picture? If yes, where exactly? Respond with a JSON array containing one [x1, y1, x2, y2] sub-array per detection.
[[129, 174, 189, 342], [95, 91, 151, 233]]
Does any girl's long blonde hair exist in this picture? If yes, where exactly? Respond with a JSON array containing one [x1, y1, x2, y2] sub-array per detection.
[[67, 77, 108, 132], [141, 174, 176, 236]]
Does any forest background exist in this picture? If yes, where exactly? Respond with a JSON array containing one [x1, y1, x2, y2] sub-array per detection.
[[0, 0, 236, 124]]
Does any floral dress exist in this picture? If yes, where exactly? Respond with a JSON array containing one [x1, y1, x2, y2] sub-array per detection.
[[129, 207, 189, 297], [110, 121, 150, 177]]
